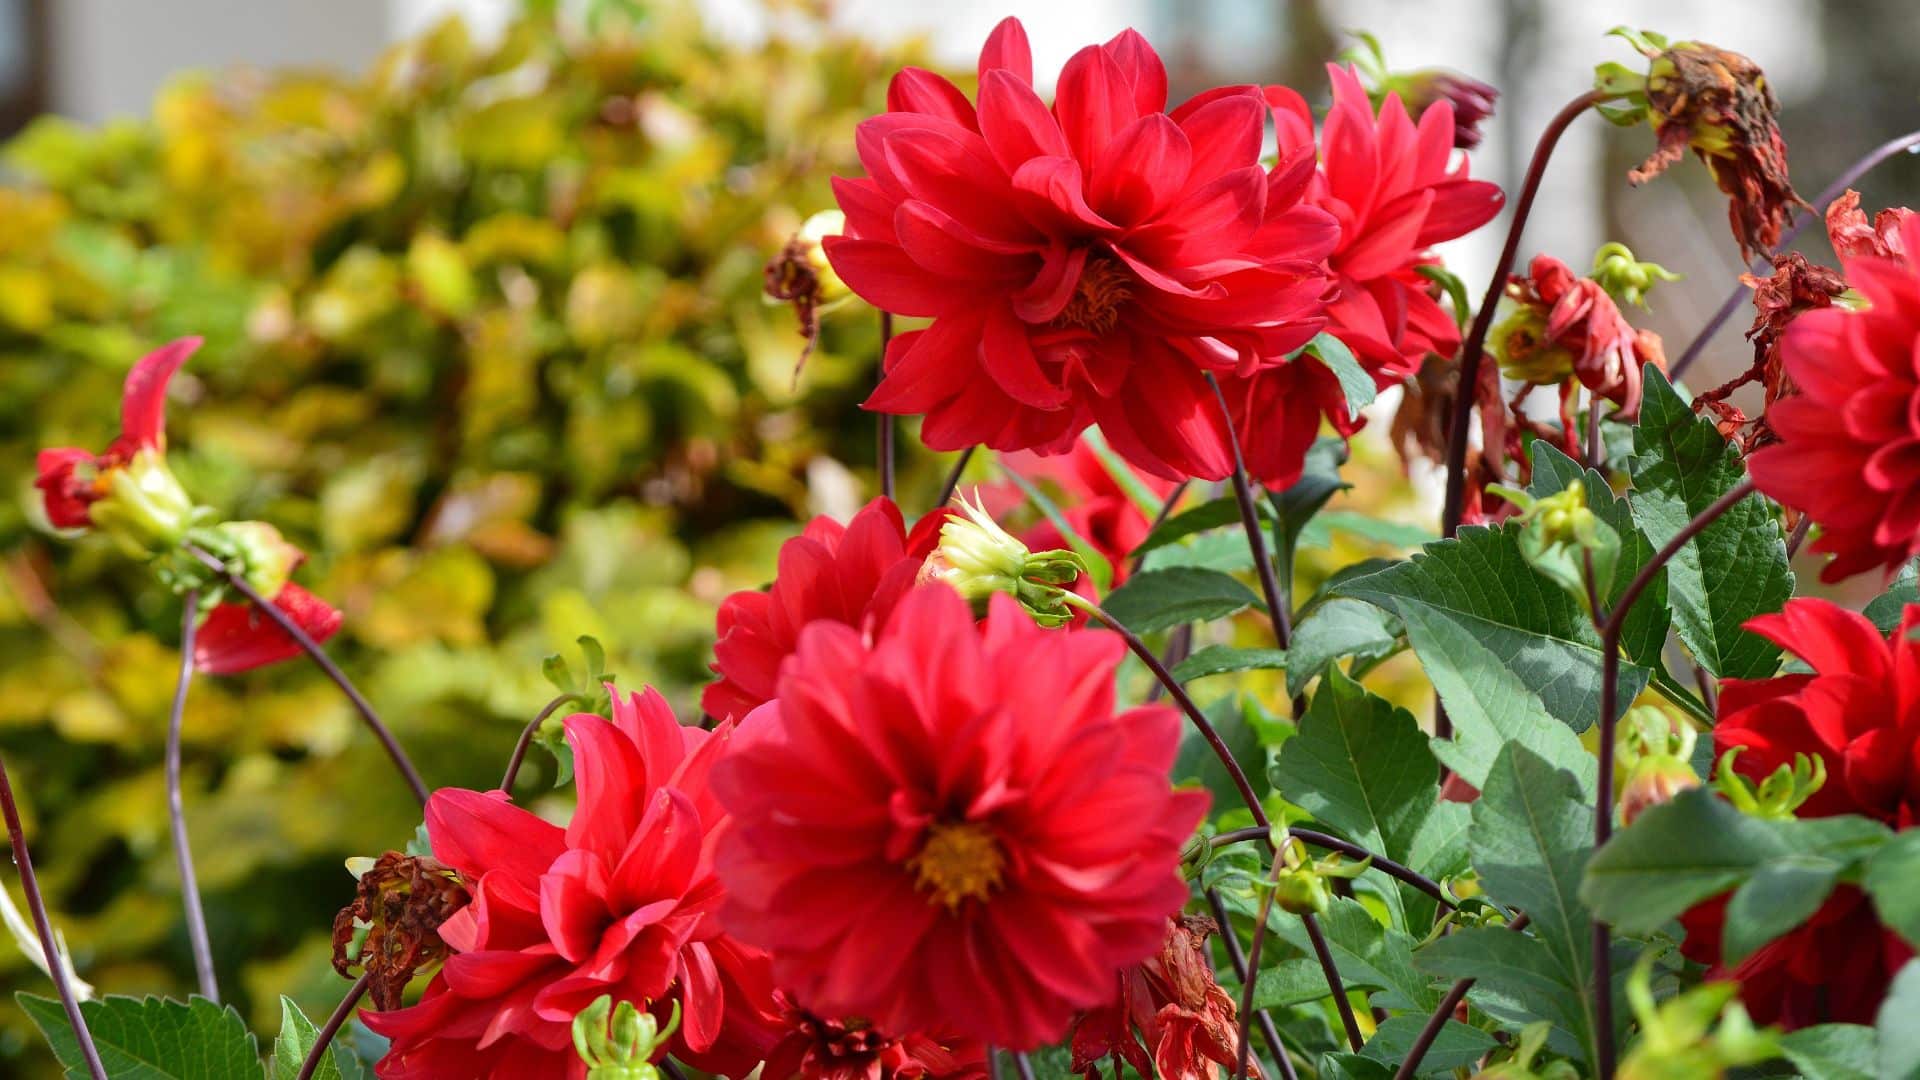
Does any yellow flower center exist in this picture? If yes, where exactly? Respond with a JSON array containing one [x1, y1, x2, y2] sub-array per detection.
[[1052, 254, 1131, 335], [907, 821, 1005, 910]]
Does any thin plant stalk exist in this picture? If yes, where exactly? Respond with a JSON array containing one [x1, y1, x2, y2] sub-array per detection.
[[1013, 1051, 1037, 1080], [1670, 128, 1920, 379], [1442, 91, 1608, 537], [1391, 913, 1532, 1080], [500, 693, 577, 793], [1205, 375, 1292, 646], [1211, 826, 1455, 910], [1589, 477, 1757, 1078], [185, 544, 429, 807], [877, 311, 895, 500], [297, 973, 370, 1080], [167, 589, 218, 1001], [0, 754, 106, 1080], [1207, 888, 1300, 1080], [935, 447, 976, 510]]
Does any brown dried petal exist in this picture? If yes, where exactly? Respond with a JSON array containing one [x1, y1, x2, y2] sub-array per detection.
[[331, 852, 470, 1011]]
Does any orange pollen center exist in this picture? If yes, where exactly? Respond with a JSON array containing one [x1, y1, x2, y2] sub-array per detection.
[[1052, 255, 1131, 335], [906, 821, 1005, 910]]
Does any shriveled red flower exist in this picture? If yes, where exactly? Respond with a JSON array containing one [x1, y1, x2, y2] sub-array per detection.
[[1696, 251, 1846, 451], [193, 582, 343, 675], [1228, 64, 1503, 487], [1623, 38, 1803, 261], [1825, 188, 1914, 261], [999, 440, 1173, 586], [1676, 597, 1920, 1025], [1679, 885, 1912, 1029], [332, 852, 471, 1011], [832, 17, 1337, 482], [363, 687, 782, 1079], [703, 497, 942, 723], [35, 338, 200, 550], [1068, 916, 1256, 1080], [1748, 212, 1920, 581], [762, 990, 985, 1080], [1495, 253, 1666, 423], [713, 586, 1207, 1050]]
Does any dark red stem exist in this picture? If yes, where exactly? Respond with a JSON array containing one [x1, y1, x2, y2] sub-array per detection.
[[0, 753, 106, 1080], [1206, 375, 1292, 646], [1211, 826, 1456, 910], [1442, 90, 1607, 537], [500, 693, 576, 793], [1206, 888, 1300, 1080], [167, 589, 218, 1001], [935, 446, 975, 511], [1390, 912, 1532, 1080], [297, 973, 370, 1080]]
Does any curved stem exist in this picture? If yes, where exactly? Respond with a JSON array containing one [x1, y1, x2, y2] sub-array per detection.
[[1671, 128, 1920, 379], [1012, 1051, 1037, 1080], [1237, 860, 1282, 1080], [1205, 375, 1291, 647], [297, 973, 370, 1080], [167, 589, 218, 1002], [1589, 476, 1756, 1078], [1211, 826, 1455, 911], [1442, 90, 1608, 537], [935, 447, 975, 511], [1207, 888, 1300, 1080], [1391, 912, 1531, 1080], [1785, 515, 1813, 559], [0, 755, 106, 1080], [500, 694, 576, 793], [877, 311, 895, 500], [185, 544, 429, 807]]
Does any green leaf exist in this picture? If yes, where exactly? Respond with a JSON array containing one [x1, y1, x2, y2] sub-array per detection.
[[1722, 855, 1840, 963], [1417, 927, 1611, 1063], [1251, 958, 1342, 1010], [1132, 496, 1250, 557], [1172, 693, 1270, 809], [1305, 332, 1376, 422], [1270, 438, 1350, 575], [1284, 597, 1401, 699], [1359, 1015, 1496, 1075], [1457, 743, 1602, 1062], [1297, 511, 1437, 553], [1267, 896, 1440, 1011], [1102, 567, 1260, 634], [1880, 961, 1920, 1080], [1414, 264, 1471, 331], [1170, 645, 1286, 682], [1527, 442, 1669, 662], [1139, 530, 1255, 574], [1338, 525, 1649, 778], [1318, 1053, 1396, 1080], [19, 993, 265, 1080], [1581, 790, 1890, 935], [1627, 368, 1793, 678], [1865, 561, 1920, 633], [273, 997, 364, 1080], [1779, 1024, 1878, 1080], [1271, 669, 1437, 926], [1865, 830, 1920, 948]]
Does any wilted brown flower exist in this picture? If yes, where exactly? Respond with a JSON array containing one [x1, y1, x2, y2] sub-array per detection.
[[1068, 916, 1259, 1080], [1826, 188, 1916, 261], [330, 851, 470, 1010], [1625, 40, 1805, 261], [764, 209, 849, 383]]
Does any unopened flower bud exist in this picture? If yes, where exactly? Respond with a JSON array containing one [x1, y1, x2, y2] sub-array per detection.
[[1492, 304, 1572, 386], [1342, 32, 1497, 150], [1619, 755, 1702, 825], [1591, 242, 1680, 308], [573, 995, 678, 1080], [1495, 482, 1621, 605], [921, 492, 1086, 628], [207, 520, 307, 600], [84, 449, 197, 558], [1617, 952, 1779, 1080], [1270, 866, 1332, 916], [1716, 747, 1826, 819]]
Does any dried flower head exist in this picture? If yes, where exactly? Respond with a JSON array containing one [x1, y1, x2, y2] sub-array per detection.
[[331, 851, 470, 1010]]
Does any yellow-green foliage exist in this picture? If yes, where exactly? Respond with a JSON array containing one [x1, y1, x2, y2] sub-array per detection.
[[0, 3, 940, 1070]]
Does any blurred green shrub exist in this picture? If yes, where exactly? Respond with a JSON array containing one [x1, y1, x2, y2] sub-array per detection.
[[0, 2, 939, 1071]]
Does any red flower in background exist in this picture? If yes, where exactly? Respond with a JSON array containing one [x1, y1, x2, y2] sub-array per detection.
[[1228, 65, 1502, 487], [703, 498, 943, 723], [999, 440, 1172, 585], [713, 587, 1206, 1050], [833, 17, 1337, 482], [193, 582, 343, 675], [365, 688, 782, 1079], [762, 990, 985, 1080], [34, 338, 199, 532], [1069, 916, 1257, 1080], [1496, 254, 1666, 419], [1748, 211, 1920, 581], [1677, 598, 1920, 1026]]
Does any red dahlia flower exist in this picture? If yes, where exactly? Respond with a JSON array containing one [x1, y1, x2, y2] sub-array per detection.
[[712, 586, 1207, 1050], [1228, 65, 1503, 487], [834, 17, 1338, 482], [703, 498, 942, 723], [364, 688, 781, 1079], [1748, 212, 1920, 581], [1679, 886, 1911, 1029], [762, 990, 985, 1080], [35, 338, 201, 551], [1068, 915, 1256, 1080]]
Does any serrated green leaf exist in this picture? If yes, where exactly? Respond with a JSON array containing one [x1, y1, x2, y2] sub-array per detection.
[[1338, 524, 1649, 763], [1780, 1024, 1878, 1080], [1271, 669, 1436, 927], [1139, 529, 1255, 574], [1865, 562, 1919, 633], [1266, 896, 1440, 1011], [1722, 855, 1840, 963], [1133, 496, 1250, 557], [1880, 961, 1920, 1080], [1318, 1053, 1396, 1080], [1103, 568, 1260, 634], [1306, 333, 1376, 422], [1358, 1015, 1496, 1075], [273, 997, 362, 1080], [19, 993, 265, 1080], [1528, 442, 1669, 662], [1628, 368, 1793, 678], [1417, 927, 1616, 1064], [1285, 597, 1402, 699], [1169, 645, 1286, 682], [1865, 830, 1920, 948]]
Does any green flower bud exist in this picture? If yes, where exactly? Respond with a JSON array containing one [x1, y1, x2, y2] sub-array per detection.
[[1496, 481, 1621, 607], [1270, 866, 1332, 916], [1591, 242, 1681, 308], [572, 996, 679, 1080], [85, 449, 197, 558], [1617, 952, 1780, 1080], [1715, 747, 1826, 819], [921, 492, 1086, 628]]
